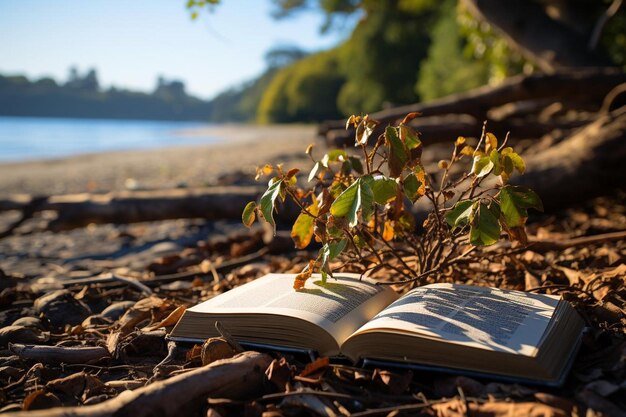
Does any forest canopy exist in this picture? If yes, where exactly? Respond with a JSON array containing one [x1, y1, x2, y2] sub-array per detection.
[[3, 0, 623, 124], [0, 68, 212, 121], [197, 0, 626, 123]]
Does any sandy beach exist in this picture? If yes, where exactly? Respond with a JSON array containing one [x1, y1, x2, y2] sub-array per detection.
[[0, 124, 318, 197]]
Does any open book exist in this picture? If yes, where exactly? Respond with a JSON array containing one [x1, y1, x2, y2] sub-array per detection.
[[170, 273, 584, 385]]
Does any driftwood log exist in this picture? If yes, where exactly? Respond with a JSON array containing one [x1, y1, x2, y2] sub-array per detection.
[[0, 186, 266, 236], [512, 106, 626, 207], [1, 105, 624, 236], [320, 68, 626, 149], [4, 351, 272, 417], [9, 344, 110, 364]]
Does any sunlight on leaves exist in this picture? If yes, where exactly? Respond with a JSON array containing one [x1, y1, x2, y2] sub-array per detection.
[[470, 203, 501, 246], [330, 178, 374, 228], [472, 155, 494, 178], [260, 178, 283, 233], [291, 196, 320, 249], [445, 200, 474, 230], [385, 126, 408, 177], [241, 201, 256, 228], [499, 185, 543, 228], [367, 175, 398, 204], [485, 132, 498, 153], [355, 115, 377, 146]]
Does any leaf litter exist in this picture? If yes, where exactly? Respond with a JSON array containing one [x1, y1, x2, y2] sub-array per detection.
[[0, 196, 624, 416]]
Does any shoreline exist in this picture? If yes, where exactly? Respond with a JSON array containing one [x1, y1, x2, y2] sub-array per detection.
[[0, 124, 318, 197]]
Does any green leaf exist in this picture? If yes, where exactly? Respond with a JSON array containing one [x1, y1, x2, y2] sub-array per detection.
[[242, 201, 256, 228], [502, 148, 526, 174], [502, 154, 514, 176], [308, 161, 323, 182], [399, 124, 421, 150], [291, 201, 320, 249], [403, 173, 419, 202], [327, 239, 347, 260], [330, 178, 374, 228], [259, 178, 283, 233], [385, 126, 408, 177], [472, 155, 494, 178], [445, 200, 474, 230], [499, 185, 543, 228], [348, 156, 364, 174], [368, 175, 398, 204], [329, 180, 346, 198], [469, 203, 501, 246], [489, 149, 502, 176], [319, 239, 348, 283], [355, 118, 376, 146], [321, 149, 347, 167]]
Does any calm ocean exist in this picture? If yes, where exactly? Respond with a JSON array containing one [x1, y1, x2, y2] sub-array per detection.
[[0, 116, 220, 163]]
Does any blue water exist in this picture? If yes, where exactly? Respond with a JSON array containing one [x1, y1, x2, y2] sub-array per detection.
[[0, 116, 221, 162]]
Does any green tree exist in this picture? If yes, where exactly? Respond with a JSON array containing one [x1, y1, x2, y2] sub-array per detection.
[[336, 0, 437, 114], [416, 0, 489, 101], [257, 49, 346, 123]]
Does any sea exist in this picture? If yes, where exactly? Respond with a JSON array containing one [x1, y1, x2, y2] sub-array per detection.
[[0, 116, 221, 163]]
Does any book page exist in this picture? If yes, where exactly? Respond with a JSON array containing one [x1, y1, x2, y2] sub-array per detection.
[[189, 273, 399, 345], [352, 283, 559, 356]]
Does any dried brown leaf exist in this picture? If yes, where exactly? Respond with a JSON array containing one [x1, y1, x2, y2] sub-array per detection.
[[293, 262, 314, 290], [265, 357, 295, 390], [299, 357, 329, 378], [201, 337, 237, 366]]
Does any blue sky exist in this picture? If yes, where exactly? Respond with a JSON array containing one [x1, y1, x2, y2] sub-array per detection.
[[0, 1, 354, 99]]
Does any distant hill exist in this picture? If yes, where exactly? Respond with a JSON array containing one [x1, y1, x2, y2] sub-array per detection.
[[0, 70, 212, 121]]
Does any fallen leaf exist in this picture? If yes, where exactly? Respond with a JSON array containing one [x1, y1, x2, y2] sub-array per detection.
[[143, 305, 187, 331], [299, 357, 329, 378], [46, 372, 104, 401], [23, 390, 61, 411], [265, 357, 295, 390], [293, 261, 314, 290], [201, 337, 237, 365]]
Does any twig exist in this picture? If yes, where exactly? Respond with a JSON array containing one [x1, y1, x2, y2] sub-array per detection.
[[525, 284, 595, 298], [0, 196, 47, 240], [350, 399, 450, 417], [589, 0, 623, 50], [61, 247, 269, 288], [3, 351, 272, 417], [9, 344, 110, 364], [215, 321, 245, 353], [377, 246, 476, 285], [489, 230, 626, 254], [110, 273, 153, 296]]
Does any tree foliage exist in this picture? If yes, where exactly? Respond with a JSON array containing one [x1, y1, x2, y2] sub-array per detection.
[[257, 49, 346, 123], [244, 114, 542, 286], [416, 0, 489, 101], [188, 0, 626, 123], [0, 71, 211, 121], [335, 1, 436, 115]]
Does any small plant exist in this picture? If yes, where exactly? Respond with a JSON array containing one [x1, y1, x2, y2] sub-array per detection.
[[243, 113, 542, 289]]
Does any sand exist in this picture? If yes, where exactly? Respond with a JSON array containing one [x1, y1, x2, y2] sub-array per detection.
[[0, 124, 319, 197]]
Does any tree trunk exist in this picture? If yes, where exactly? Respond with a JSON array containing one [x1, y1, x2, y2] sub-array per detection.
[[319, 68, 625, 138], [512, 106, 626, 208], [460, 0, 613, 72]]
